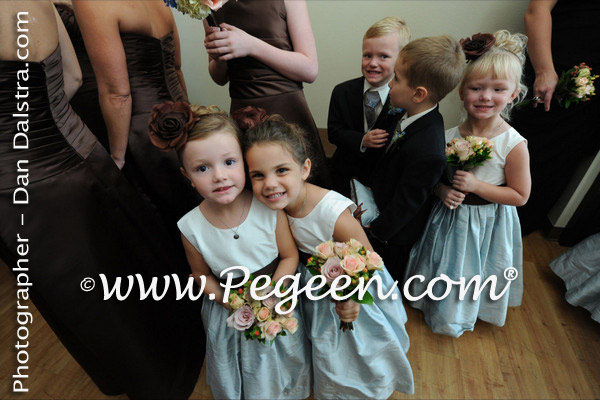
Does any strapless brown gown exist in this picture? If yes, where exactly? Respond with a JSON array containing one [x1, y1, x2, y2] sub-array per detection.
[[120, 32, 201, 228], [0, 46, 202, 398], [214, 0, 330, 186]]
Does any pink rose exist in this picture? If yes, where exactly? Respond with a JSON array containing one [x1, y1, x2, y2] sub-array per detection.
[[315, 241, 335, 259], [276, 305, 294, 318], [226, 305, 255, 331], [228, 293, 246, 310], [334, 242, 352, 259], [576, 77, 589, 86], [201, 0, 228, 11], [365, 251, 384, 270], [256, 306, 272, 322], [320, 256, 344, 284], [281, 317, 299, 334], [454, 139, 474, 162], [467, 136, 484, 146], [261, 286, 279, 309], [262, 320, 283, 341], [340, 255, 366, 277], [445, 146, 455, 156]]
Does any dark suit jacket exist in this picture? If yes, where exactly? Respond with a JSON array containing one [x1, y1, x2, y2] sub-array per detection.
[[327, 77, 403, 184], [369, 106, 447, 246]]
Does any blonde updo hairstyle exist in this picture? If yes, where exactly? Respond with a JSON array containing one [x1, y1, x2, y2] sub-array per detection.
[[459, 30, 528, 121], [177, 104, 242, 163]]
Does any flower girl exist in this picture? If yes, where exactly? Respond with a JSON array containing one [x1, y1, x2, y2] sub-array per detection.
[[404, 30, 531, 337], [149, 101, 312, 399], [244, 117, 414, 399]]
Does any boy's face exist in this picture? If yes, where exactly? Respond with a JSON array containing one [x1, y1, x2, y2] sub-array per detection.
[[362, 34, 400, 87], [388, 57, 415, 109]]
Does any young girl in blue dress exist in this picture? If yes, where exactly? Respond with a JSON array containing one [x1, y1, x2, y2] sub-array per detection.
[[403, 30, 531, 337], [243, 117, 414, 399], [153, 103, 312, 399]]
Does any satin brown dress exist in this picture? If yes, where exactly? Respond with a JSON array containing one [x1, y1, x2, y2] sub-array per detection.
[[214, 0, 330, 185], [0, 46, 202, 398]]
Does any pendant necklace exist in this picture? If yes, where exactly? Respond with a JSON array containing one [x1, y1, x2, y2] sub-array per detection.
[[214, 195, 248, 240]]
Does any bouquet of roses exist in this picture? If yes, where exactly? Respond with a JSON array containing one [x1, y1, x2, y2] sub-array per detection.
[[446, 136, 493, 171], [520, 62, 598, 109], [162, 0, 229, 23], [226, 277, 298, 344], [305, 239, 384, 332]]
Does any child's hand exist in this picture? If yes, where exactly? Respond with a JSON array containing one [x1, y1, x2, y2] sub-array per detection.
[[362, 129, 389, 149], [452, 170, 479, 193], [204, 23, 257, 61], [438, 184, 466, 209], [335, 300, 360, 322]]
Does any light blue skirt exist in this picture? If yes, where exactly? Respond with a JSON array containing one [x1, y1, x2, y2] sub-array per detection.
[[550, 233, 600, 324], [201, 297, 312, 399], [404, 200, 523, 337], [300, 264, 414, 399]]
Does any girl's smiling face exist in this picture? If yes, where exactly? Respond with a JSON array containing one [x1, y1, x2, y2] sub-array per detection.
[[245, 142, 310, 211], [460, 73, 519, 120], [180, 130, 245, 205]]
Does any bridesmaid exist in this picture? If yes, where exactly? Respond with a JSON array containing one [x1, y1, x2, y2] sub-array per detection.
[[206, 0, 331, 186], [0, 1, 202, 398], [73, 0, 200, 225]]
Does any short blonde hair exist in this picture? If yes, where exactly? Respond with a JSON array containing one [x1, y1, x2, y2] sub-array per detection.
[[459, 30, 528, 121], [400, 35, 466, 103], [364, 17, 410, 48]]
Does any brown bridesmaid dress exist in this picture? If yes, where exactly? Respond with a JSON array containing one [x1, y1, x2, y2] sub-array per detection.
[[0, 46, 202, 398], [214, 0, 330, 186]]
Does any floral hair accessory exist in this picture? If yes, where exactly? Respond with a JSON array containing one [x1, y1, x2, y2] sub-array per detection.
[[148, 101, 199, 151], [460, 33, 496, 61], [231, 106, 269, 132]]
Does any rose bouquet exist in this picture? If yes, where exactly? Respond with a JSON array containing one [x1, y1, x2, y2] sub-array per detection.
[[446, 136, 493, 171], [162, 0, 229, 23], [305, 239, 384, 332], [521, 63, 599, 109], [226, 278, 298, 344]]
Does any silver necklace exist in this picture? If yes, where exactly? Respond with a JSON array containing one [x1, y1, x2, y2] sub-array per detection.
[[288, 189, 307, 227], [214, 195, 248, 240], [465, 118, 504, 138]]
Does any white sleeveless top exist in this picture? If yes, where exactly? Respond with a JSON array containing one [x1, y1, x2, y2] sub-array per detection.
[[287, 191, 357, 254], [177, 196, 279, 279], [446, 126, 527, 186]]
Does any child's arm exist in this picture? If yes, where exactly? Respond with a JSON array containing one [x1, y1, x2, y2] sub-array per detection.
[[331, 208, 376, 322], [434, 182, 466, 209], [204, 0, 318, 83], [181, 234, 231, 311], [272, 210, 300, 283], [452, 141, 531, 206]]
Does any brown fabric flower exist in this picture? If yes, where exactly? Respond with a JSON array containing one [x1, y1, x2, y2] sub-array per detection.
[[460, 33, 496, 61], [231, 106, 269, 131], [148, 101, 198, 151]]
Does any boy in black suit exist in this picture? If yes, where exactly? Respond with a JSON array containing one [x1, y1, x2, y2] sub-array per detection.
[[327, 17, 410, 197], [366, 35, 466, 281]]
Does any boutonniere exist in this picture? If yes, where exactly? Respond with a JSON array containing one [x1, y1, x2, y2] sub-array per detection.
[[388, 104, 404, 116], [385, 129, 406, 153]]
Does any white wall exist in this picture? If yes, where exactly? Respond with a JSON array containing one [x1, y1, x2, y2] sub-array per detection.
[[175, 0, 529, 129]]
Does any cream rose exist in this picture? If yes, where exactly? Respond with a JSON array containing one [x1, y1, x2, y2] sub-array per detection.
[[256, 306, 272, 323], [262, 320, 283, 341], [201, 0, 228, 11], [340, 254, 366, 276], [334, 242, 351, 259], [229, 293, 246, 310], [315, 241, 335, 259], [578, 67, 591, 77], [348, 238, 363, 251], [454, 139, 474, 161], [365, 251, 384, 270], [281, 317, 299, 334]]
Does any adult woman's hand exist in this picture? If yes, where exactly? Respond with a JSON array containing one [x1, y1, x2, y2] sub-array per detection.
[[533, 69, 558, 111]]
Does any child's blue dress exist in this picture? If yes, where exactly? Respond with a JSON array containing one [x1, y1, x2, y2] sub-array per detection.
[[178, 196, 312, 399], [288, 190, 414, 399], [404, 126, 526, 337]]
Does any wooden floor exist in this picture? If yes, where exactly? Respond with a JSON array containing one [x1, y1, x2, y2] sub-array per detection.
[[1, 231, 599, 399]]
